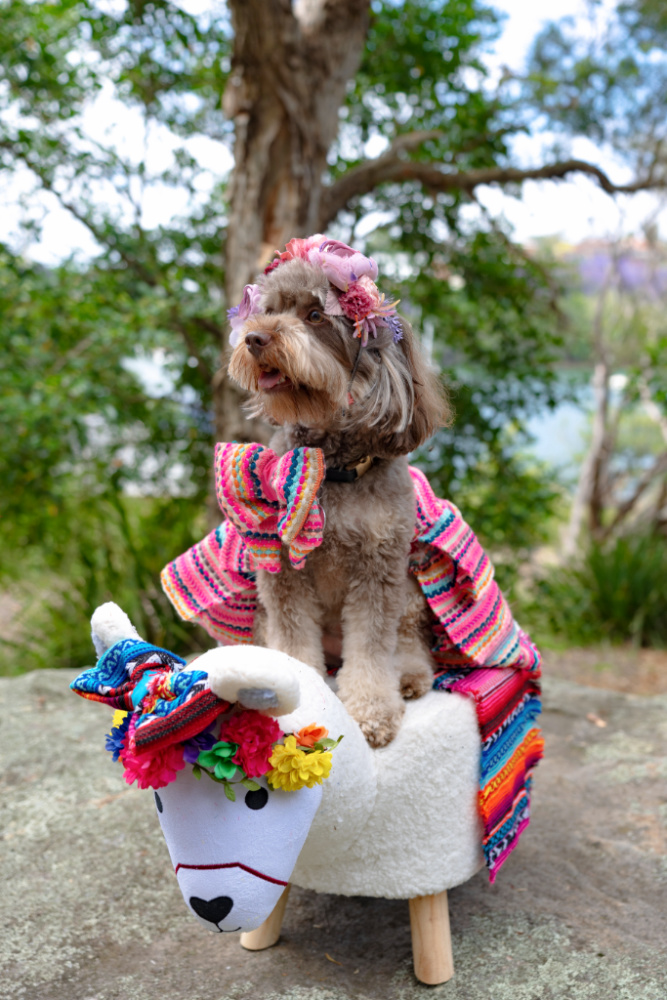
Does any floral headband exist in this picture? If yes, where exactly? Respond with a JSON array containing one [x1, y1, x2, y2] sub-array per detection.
[[72, 636, 340, 794], [107, 706, 341, 796], [228, 234, 402, 348]]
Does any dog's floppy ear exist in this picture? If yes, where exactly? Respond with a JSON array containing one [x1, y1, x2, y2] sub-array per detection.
[[389, 317, 450, 454]]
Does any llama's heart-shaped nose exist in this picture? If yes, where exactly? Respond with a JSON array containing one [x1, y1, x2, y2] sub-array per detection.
[[189, 895, 234, 926]]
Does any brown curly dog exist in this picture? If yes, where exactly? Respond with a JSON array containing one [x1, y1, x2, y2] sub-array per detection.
[[228, 256, 449, 747]]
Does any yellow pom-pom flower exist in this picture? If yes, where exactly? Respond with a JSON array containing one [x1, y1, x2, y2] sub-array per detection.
[[111, 709, 128, 729], [267, 736, 332, 791]]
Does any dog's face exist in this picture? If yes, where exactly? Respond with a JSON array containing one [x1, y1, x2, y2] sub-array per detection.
[[227, 258, 448, 454], [228, 259, 352, 427]]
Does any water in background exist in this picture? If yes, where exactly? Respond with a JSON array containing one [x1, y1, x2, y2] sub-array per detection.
[[525, 372, 633, 486], [526, 394, 589, 483]]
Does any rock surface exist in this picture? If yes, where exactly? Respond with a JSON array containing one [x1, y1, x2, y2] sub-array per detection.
[[1, 669, 665, 1000]]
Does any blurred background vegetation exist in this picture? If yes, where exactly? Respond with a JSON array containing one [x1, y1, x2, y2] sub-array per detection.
[[1, 0, 666, 674]]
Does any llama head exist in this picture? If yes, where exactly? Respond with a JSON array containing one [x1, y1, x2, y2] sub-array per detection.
[[72, 603, 345, 932], [153, 763, 321, 932]]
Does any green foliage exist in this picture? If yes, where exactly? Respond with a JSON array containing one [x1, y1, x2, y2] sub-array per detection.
[[0, 492, 213, 676], [524, 0, 667, 175], [0, 2, 232, 675], [0, 0, 230, 133], [523, 534, 667, 648], [0, 246, 213, 530], [341, 0, 509, 170], [0, 244, 215, 674], [8, 0, 663, 669]]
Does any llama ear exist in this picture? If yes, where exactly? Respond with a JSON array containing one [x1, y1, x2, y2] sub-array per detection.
[[392, 317, 450, 453], [91, 602, 142, 659]]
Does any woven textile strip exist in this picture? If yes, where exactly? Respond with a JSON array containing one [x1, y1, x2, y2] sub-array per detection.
[[71, 638, 230, 753], [409, 466, 540, 673], [215, 442, 326, 571], [161, 443, 543, 881], [433, 666, 543, 880], [161, 521, 257, 645]]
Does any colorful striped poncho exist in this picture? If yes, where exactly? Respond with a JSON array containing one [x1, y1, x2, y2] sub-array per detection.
[[161, 442, 544, 881]]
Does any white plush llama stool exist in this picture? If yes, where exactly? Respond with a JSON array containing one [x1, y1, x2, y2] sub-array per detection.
[[89, 605, 483, 985]]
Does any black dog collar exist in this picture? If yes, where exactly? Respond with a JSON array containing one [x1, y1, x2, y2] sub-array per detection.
[[325, 454, 373, 483]]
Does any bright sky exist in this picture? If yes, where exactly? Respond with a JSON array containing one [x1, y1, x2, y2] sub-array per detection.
[[2, 0, 665, 263], [481, 0, 667, 245]]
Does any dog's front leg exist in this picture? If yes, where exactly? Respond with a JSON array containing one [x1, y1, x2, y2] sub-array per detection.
[[256, 565, 327, 676], [336, 551, 407, 748]]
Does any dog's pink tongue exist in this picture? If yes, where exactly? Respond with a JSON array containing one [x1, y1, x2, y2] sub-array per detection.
[[259, 370, 285, 389]]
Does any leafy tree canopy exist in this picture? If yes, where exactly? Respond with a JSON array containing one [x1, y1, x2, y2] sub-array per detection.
[[1, 0, 665, 667]]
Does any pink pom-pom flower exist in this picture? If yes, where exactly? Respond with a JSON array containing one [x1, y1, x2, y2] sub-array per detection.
[[121, 717, 187, 790], [219, 710, 283, 778]]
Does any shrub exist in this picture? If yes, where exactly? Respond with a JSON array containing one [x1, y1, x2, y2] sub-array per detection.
[[0, 491, 214, 676], [523, 533, 667, 647]]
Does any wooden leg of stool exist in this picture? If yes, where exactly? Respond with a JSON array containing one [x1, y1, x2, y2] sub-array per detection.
[[408, 890, 454, 985], [240, 885, 291, 951]]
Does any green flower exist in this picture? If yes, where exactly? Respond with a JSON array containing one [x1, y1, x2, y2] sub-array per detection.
[[197, 740, 239, 781]]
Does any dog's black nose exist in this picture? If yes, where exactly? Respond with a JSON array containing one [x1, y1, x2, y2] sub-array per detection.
[[189, 895, 234, 926], [245, 331, 272, 356]]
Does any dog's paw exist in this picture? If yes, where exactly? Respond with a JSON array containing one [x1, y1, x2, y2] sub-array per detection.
[[399, 668, 432, 701], [349, 698, 405, 749], [359, 715, 401, 749]]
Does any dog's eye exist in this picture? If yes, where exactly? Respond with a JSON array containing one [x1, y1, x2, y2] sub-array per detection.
[[154, 791, 163, 813], [306, 309, 325, 325]]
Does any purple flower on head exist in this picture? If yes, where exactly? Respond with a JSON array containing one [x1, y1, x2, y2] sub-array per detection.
[[307, 240, 379, 292], [105, 713, 131, 762], [384, 314, 404, 342], [182, 724, 219, 764], [228, 284, 263, 346]]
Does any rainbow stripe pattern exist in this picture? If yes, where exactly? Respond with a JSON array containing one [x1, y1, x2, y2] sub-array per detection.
[[433, 666, 543, 878], [70, 638, 230, 754], [409, 466, 540, 673], [215, 442, 326, 572], [161, 443, 543, 880]]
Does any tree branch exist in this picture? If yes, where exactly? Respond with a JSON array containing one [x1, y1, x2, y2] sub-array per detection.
[[469, 189, 562, 314], [639, 378, 667, 446], [1, 143, 220, 379], [600, 449, 667, 539], [319, 155, 667, 230]]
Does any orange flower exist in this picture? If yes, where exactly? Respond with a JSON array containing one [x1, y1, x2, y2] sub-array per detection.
[[294, 724, 329, 749]]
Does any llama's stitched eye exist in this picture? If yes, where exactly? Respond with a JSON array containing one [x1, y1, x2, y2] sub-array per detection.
[[306, 309, 324, 324], [245, 787, 269, 810], [154, 791, 163, 813]]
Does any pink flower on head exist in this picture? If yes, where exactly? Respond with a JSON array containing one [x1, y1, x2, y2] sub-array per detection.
[[228, 283, 263, 346], [276, 234, 326, 264], [338, 274, 381, 318], [335, 274, 399, 345], [325, 288, 343, 315], [219, 710, 282, 778]]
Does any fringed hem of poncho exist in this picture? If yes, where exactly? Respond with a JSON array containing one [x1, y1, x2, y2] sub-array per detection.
[[160, 459, 543, 882]]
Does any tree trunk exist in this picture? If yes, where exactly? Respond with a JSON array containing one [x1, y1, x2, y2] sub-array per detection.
[[216, 0, 371, 444], [562, 358, 610, 558], [562, 277, 612, 558]]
